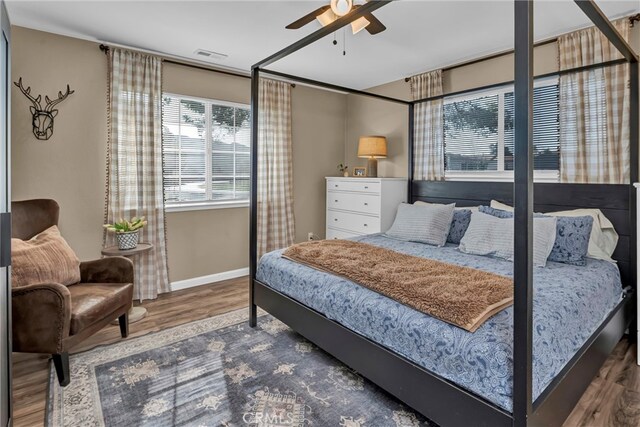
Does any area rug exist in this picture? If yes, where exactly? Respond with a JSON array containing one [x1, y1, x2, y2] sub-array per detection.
[[47, 308, 435, 426]]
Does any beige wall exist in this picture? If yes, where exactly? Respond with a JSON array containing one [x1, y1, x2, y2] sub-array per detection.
[[291, 85, 347, 243], [346, 96, 409, 178], [346, 27, 640, 176], [11, 27, 347, 284], [11, 27, 108, 260]]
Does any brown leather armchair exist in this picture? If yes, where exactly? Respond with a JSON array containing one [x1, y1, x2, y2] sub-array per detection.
[[11, 199, 134, 386]]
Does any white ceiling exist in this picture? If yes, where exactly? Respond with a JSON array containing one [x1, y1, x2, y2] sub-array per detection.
[[6, 0, 639, 89]]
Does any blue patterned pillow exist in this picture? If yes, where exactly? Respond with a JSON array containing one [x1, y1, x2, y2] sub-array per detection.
[[447, 209, 472, 244], [478, 205, 513, 218], [548, 215, 593, 265], [478, 206, 594, 266]]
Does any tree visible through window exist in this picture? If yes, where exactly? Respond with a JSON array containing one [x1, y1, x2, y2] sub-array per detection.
[[162, 94, 251, 206], [443, 80, 559, 180], [444, 94, 500, 171]]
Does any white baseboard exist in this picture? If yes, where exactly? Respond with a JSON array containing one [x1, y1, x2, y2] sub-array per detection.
[[170, 267, 249, 292]]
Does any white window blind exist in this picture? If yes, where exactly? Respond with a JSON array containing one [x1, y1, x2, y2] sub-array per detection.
[[162, 94, 251, 208], [444, 93, 500, 172], [504, 84, 560, 171], [443, 79, 560, 181]]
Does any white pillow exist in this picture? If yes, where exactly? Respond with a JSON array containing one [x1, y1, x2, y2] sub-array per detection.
[[490, 200, 513, 211], [386, 203, 455, 247], [459, 211, 557, 267], [489, 200, 618, 262], [415, 200, 479, 213]]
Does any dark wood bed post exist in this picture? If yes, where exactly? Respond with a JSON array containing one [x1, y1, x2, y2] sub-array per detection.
[[249, 66, 260, 327], [408, 103, 415, 200], [512, 1, 534, 425]]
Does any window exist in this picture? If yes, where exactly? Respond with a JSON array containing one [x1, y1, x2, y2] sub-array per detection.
[[162, 94, 251, 210], [443, 78, 559, 181]]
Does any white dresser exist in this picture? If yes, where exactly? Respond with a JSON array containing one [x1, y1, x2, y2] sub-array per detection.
[[326, 177, 406, 240]]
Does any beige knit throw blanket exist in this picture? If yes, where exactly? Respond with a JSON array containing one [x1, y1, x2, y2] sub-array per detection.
[[282, 240, 513, 332]]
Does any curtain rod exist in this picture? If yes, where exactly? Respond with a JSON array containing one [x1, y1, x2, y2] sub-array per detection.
[[98, 44, 296, 87], [405, 13, 639, 83], [411, 57, 627, 105]]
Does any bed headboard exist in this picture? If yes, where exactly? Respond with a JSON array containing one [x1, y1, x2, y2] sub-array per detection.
[[411, 180, 635, 288]]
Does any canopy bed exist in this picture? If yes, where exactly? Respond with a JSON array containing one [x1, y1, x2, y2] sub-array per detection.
[[248, 1, 640, 426]]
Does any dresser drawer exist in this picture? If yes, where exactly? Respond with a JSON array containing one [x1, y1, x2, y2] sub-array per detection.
[[327, 210, 380, 234], [327, 192, 381, 215], [326, 227, 363, 240], [327, 180, 380, 194]]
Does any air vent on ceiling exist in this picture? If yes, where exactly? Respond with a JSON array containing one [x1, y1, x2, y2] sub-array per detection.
[[193, 49, 228, 61]]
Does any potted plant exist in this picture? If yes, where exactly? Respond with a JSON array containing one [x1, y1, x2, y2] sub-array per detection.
[[104, 217, 147, 250], [337, 163, 349, 177]]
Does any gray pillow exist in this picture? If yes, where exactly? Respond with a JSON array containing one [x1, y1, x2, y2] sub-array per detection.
[[386, 203, 455, 247], [459, 212, 557, 267], [479, 206, 594, 266], [413, 201, 473, 244]]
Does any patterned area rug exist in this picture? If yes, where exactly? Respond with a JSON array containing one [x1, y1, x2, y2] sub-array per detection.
[[47, 309, 435, 426]]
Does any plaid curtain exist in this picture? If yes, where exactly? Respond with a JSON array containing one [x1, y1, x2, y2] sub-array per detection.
[[411, 70, 444, 181], [257, 79, 295, 258], [558, 18, 630, 184], [105, 48, 170, 300]]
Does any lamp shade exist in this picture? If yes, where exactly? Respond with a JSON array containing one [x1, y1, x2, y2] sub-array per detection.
[[357, 136, 387, 158]]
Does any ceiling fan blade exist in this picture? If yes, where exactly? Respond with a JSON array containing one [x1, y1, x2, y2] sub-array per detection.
[[363, 12, 386, 35], [285, 5, 331, 29]]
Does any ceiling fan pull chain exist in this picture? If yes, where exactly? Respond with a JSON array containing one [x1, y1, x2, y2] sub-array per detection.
[[343, 28, 346, 56], [333, 32, 337, 46]]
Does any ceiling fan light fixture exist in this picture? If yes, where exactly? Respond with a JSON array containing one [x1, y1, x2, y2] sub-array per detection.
[[351, 16, 370, 34], [316, 8, 337, 27], [330, 0, 353, 17]]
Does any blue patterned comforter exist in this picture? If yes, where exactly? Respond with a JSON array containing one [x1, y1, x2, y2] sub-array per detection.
[[256, 234, 623, 412]]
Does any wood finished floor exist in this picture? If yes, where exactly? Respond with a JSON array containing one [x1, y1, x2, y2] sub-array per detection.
[[11, 276, 640, 426]]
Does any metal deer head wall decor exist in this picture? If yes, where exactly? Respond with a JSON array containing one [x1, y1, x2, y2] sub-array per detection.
[[14, 78, 75, 140]]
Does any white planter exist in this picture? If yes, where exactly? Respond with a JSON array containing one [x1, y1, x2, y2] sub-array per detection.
[[116, 231, 139, 250]]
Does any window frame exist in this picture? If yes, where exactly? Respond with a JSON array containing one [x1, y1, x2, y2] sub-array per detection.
[[162, 93, 251, 212], [443, 76, 559, 182]]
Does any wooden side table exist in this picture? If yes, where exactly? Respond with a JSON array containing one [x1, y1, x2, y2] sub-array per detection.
[[101, 243, 153, 323]]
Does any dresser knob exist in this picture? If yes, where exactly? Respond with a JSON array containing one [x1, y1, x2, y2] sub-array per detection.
[[335, 200, 338, 202], [335, 184, 339, 188], [334, 218, 338, 221], [364, 186, 369, 189], [364, 224, 368, 227], [364, 203, 368, 206]]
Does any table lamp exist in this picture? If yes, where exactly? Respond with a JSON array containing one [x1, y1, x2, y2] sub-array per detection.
[[357, 136, 387, 177]]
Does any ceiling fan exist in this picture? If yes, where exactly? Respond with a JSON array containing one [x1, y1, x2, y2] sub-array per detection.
[[285, 0, 386, 35]]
